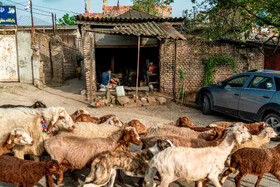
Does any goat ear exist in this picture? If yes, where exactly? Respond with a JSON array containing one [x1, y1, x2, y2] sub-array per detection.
[[157, 139, 163, 145], [175, 118, 181, 127], [123, 130, 130, 142], [265, 130, 272, 137], [7, 134, 15, 145], [234, 132, 243, 145], [51, 110, 65, 125]]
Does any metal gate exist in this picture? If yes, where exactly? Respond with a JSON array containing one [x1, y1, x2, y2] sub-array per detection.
[[0, 35, 18, 81]]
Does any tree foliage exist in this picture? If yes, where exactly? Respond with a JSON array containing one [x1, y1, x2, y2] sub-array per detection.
[[132, 0, 174, 17], [57, 13, 75, 26], [188, 0, 280, 50]]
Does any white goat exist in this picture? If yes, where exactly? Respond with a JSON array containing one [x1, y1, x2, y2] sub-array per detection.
[[144, 125, 252, 187], [0, 128, 33, 155], [83, 139, 175, 187], [0, 107, 75, 159]]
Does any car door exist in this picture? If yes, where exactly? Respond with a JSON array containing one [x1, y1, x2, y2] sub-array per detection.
[[239, 75, 275, 121], [213, 75, 251, 117]]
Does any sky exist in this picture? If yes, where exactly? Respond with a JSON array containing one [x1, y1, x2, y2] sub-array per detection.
[[1, 0, 195, 25]]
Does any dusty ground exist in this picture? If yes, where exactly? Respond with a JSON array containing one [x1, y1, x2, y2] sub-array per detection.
[[0, 78, 279, 187]]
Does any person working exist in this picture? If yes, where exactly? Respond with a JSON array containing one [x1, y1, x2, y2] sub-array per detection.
[[99, 69, 118, 91]]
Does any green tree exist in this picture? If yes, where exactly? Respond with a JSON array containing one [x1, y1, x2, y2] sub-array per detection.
[[132, 0, 174, 16], [0, 1, 3, 5], [57, 13, 75, 26], [189, 0, 280, 51]]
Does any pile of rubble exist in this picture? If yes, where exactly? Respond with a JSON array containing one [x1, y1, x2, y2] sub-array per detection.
[[90, 94, 167, 108]]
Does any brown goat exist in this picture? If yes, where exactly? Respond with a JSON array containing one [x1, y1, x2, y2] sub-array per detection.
[[174, 116, 195, 128], [0, 155, 59, 187], [71, 111, 117, 124], [44, 127, 142, 184], [0, 101, 47, 109], [220, 144, 280, 187], [208, 122, 268, 135], [142, 129, 227, 149]]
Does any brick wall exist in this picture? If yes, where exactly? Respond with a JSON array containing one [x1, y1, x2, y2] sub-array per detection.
[[159, 36, 264, 99], [83, 31, 97, 98], [38, 33, 51, 84], [63, 44, 81, 79], [103, 6, 131, 17], [156, 6, 172, 17], [38, 34, 80, 84]]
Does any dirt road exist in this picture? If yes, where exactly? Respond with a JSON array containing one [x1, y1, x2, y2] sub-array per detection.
[[0, 79, 279, 187]]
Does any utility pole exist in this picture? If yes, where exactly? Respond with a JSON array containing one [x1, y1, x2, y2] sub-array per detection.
[[52, 13, 55, 36], [88, 0, 91, 13], [30, 0, 34, 46]]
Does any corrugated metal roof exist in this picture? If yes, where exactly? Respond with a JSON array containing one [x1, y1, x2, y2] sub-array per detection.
[[75, 14, 184, 23], [109, 21, 185, 40], [158, 22, 186, 40]]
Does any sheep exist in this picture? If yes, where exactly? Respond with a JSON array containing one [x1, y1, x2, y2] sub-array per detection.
[[83, 139, 175, 187], [0, 101, 47, 108], [44, 126, 142, 185], [0, 155, 59, 187], [0, 107, 75, 159], [142, 128, 227, 149], [194, 127, 277, 187], [145, 116, 195, 128], [144, 125, 252, 187], [231, 127, 277, 154], [220, 144, 280, 187], [71, 108, 91, 122], [143, 125, 220, 141], [0, 128, 33, 155], [58, 119, 146, 139], [71, 109, 117, 124], [208, 122, 269, 135]]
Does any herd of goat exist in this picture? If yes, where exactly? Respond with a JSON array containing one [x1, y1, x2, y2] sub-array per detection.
[[0, 101, 279, 187]]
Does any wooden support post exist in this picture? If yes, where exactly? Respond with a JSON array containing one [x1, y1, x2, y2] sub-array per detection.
[[89, 37, 93, 103], [135, 36, 141, 101], [52, 13, 55, 36]]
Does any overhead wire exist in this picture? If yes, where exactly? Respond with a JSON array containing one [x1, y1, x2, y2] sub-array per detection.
[[2, 2, 51, 17], [3, 0, 81, 15]]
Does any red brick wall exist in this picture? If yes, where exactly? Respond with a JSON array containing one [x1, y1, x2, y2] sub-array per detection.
[[103, 6, 131, 16], [159, 37, 264, 99]]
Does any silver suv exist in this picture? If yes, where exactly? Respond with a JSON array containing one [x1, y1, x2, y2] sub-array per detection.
[[195, 69, 280, 134]]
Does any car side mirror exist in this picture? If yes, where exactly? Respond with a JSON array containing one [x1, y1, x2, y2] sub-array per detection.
[[217, 81, 223, 87]]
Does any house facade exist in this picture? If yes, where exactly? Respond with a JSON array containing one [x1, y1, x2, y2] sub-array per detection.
[[76, 10, 264, 101]]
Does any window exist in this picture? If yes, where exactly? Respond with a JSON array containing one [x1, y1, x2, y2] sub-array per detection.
[[274, 77, 280, 91], [249, 76, 273, 90], [224, 76, 250, 88]]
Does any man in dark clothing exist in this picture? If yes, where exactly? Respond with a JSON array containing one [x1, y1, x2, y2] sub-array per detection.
[[100, 69, 118, 87]]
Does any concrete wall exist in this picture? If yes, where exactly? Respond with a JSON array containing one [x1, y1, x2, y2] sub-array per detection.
[[0, 35, 18, 81], [17, 31, 33, 83]]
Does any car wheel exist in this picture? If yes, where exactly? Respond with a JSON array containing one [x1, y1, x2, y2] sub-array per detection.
[[264, 113, 280, 135], [202, 94, 212, 115]]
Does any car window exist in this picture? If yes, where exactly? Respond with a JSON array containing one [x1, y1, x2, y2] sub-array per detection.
[[248, 76, 274, 90], [275, 78, 280, 91], [224, 76, 250, 88]]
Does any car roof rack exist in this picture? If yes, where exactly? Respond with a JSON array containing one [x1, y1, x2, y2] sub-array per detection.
[[247, 69, 280, 74]]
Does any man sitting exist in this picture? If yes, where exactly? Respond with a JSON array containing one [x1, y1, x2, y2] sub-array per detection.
[[99, 69, 118, 91]]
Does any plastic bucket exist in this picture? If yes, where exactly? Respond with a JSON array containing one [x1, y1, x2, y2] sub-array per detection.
[[116, 86, 125, 97]]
